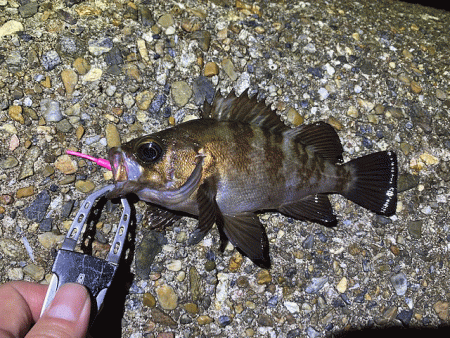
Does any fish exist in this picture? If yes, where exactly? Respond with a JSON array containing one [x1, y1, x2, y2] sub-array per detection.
[[107, 90, 398, 268]]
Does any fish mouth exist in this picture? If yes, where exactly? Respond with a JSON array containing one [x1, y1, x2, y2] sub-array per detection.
[[108, 147, 130, 182]]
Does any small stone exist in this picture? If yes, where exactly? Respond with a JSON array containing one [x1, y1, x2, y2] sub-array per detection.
[[136, 90, 155, 110], [23, 264, 45, 281], [156, 285, 178, 310], [229, 251, 243, 272], [19, 146, 42, 180], [9, 105, 24, 124], [434, 301, 449, 320], [73, 57, 90, 75], [0, 20, 24, 38], [0, 194, 14, 205], [158, 14, 174, 28], [16, 186, 35, 198], [171, 81, 192, 106], [347, 106, 359, 118], [55, 155, 78, 174], [257, 314, 274, 327], [192, 76, 215, 106], [9, 134, 20, 151], [420, 152, 439, 165], [357, 98, 375, 112], [218, 315, 232, 327], [76, 125, 84, 140], [257, 269, 272, 285], [23, 190, 50, 222], [88, 37, 113, 56], [284, 301, 300, 313], [336, 277, 348, 293], [436, 89, 448, 101], [61, 69, 78, 95], [204, 62, 219, 76], [286, 108, 304, 126], [19, 2, 38, 18], [189, 266, 201, 301], [105, 123, 121, 148], [306, 276, 328, 293], [197, 315, 213, 325], [408, 220, 423, 239], [166, 260, 182, 272], [222, 58, 237, 81], [149, 94, 167, 115], [191, 31, 211, 51], [0, 156, 19, 169], [397, 309, 413, 326], [183, 302, 198, 314], [327, 116, 342, 131], [0, 239, 25, 258], [82, 68, 102, 82], [151, 308, 177, 328], [41, 99, 62, 123], [143, 293, 156, 308], [41, 50, 61, 71], [39, 218, 53, 232], [410, 81, 422, 94], [75, 180, 96, 193], [390, 272, 408, 296]]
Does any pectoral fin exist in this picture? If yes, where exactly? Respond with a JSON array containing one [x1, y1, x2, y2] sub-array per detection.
[[220, 213, 271, 269], [188, 178, 219, 245], [279, 194, 337, 227]]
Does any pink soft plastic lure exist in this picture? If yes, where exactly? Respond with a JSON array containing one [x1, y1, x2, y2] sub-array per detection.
[[66, 150, 111, 171]]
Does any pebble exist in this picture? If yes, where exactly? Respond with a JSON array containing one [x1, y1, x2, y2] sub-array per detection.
[[23, 264, 45, 281], [284, 301, 300, 313], [0, 239, 25, 258], [197, 315, 213, 325], [158, 14, 174, 28], [75, 180, 96, 193], [16, 186, 35, 198], [318, 87, 329, 100], [189, 266, 201, 301], [204, 62, 219, 76], [9, 135, 20, 152], [390, 272, 408, 296], [408, 220, 423, 239], [183, 302, 198, 314], [156, 285, 178, 310], [191, 30, 211, 51], [433, 301, 449, 320], [19, 2, 38, 18], [61, 69, 78, 95], [257, 269, 272, 284], [222, 58, 238, 81], [82, 68, 103, 82], [336, 277, 348, 293], [143, 293, 156, 308], [136, 90, 155, 110], [165, 260, 182, 271], [436, 88, 447, 100], [40, 99, 63, 122], [420, 152, 439, 165], [23, 190, 50, 222], [0, 194, 14, 205], [135, 232, 163, 279], [41, 50, 61, 71], [357, 98, 375, 112], [286, 108, 304, 126], [55, 154, 78, 174], [18, 146, 42, 180], [192, 76, 215, 106], [0, 20, 24, 38], [410, 81, 422, 94], [88, 37, 113, 55], [171, 81, 192, 106], [151, 308, 177, 328], [218, 315, 232, 327], [105, 123, 121, 148], [306, 276, 328, 293], [228, 251, 244, 272], [37, 232, 65, 249], [235, 72, 251, 95], [73, 57, 90, 75], [347, 106, 358, 118], [9, 105, 24, 124], [148, 94, 167, 115]]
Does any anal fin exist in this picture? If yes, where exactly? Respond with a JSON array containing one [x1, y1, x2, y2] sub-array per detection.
[[219, 213, 271, 269], [279, 194, 337, 227]]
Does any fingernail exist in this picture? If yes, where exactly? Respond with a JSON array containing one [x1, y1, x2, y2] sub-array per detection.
[[45, 283, 90, 322]]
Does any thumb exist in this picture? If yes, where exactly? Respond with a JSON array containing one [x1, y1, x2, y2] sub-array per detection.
[[27, 283, 91, 338]]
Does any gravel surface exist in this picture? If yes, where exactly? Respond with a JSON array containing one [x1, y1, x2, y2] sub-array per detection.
[[1, 0, 450, 337]]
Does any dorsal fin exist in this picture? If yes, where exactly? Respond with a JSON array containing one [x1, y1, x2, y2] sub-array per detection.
[[283, 122, 344, 163], [201, 89, 288, 133]]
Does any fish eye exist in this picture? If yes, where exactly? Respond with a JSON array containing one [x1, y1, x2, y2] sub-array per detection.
[[136, 141, 162, 163]]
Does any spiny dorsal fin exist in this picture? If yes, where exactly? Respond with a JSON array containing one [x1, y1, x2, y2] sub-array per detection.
[[201, 89, 288, 134]]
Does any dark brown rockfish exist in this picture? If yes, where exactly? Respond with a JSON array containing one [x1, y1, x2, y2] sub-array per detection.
[[108, 90, 397, 268]]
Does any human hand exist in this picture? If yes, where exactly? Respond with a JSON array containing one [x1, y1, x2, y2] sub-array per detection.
[[0, 281, 91, 338]]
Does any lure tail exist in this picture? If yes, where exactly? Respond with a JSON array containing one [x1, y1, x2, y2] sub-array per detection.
[[343, 151, 398, 216], [66, 150, 112, 171]]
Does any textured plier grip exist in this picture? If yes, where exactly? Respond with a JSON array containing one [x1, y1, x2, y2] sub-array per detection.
[[40, 185, 130, 317]]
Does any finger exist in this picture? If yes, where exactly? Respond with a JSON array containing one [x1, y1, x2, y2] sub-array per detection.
[[26, 283, 91, 338], [0, 281, 48, 338]]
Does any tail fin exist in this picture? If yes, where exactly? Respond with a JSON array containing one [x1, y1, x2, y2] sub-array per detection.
[[343, 151, 398, 216]]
